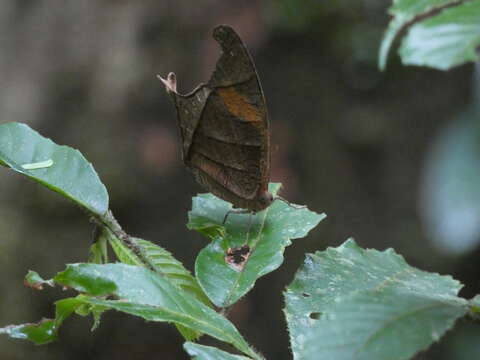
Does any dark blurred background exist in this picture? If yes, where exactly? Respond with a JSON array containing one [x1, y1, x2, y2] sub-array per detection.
[[1, 1, 479, 359]]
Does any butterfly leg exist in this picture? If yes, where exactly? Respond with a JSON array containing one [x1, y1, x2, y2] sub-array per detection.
[[222, 208, 251, 225], [244, 212, 254, 245], [274, 196, 306, 210]]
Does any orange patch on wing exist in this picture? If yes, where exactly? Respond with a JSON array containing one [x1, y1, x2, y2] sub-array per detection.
[[217, 87, 263, 126]]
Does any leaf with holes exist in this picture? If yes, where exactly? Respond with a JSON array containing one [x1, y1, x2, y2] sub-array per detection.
[[0, 122, 108, 215], [190, 182, 325, 307], [285, 239, 468, 360]]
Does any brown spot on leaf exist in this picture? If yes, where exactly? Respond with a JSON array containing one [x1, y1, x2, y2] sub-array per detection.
[[225, 245, 250, 271]]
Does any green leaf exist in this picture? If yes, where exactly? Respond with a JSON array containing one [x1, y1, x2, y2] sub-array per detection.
[[285, 239, 468, 360], [21, 159, 54, 170], [0, 122, 108, 215], [24, 270, 55, 290], [419, 113, 480, 254], [134, 238, 211, 306], [190, 183, 325, 307], [54, 265, 117, 296], [0, 319, 57, 345], [54, 297, 86, 328], [0, 296, 85, 345], [378, 0, 465, 70], [399, 1, 480, 70], [88, 227, 109, 264], [134, 236, 212, 340], [133, 238, 210, 340], [55, 263, 259, 358], [107, 231, 211, 339], [106, 228, 144, 266], [184, 342, 252, 360], [110, 236, 210, 306], [470, 295, 480, 314], [58, 296, 106, 331]]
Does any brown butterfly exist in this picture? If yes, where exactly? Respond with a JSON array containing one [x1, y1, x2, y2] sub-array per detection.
[[160, 25, 279, 216]]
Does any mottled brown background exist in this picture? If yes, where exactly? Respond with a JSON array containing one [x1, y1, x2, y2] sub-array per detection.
[[0, 1, 478, 359]]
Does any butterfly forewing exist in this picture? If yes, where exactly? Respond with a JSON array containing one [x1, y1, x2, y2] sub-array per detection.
[[165, 25, 271, 212]]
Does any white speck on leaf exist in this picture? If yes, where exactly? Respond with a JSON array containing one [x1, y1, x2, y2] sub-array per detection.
[[21, 159, 54, 170]]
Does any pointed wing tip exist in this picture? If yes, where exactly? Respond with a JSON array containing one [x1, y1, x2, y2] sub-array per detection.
[[213, 24, 233, 32], [212, 25, 239, 47]]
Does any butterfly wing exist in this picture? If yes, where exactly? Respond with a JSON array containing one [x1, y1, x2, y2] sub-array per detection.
[[167, 25, 270, 211]]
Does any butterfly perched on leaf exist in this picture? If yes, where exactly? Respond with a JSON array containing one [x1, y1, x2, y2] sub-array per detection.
[[160, 25, 278, 214]]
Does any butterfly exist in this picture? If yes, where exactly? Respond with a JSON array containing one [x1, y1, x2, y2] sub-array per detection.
[[159, 25, 276, 216]]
